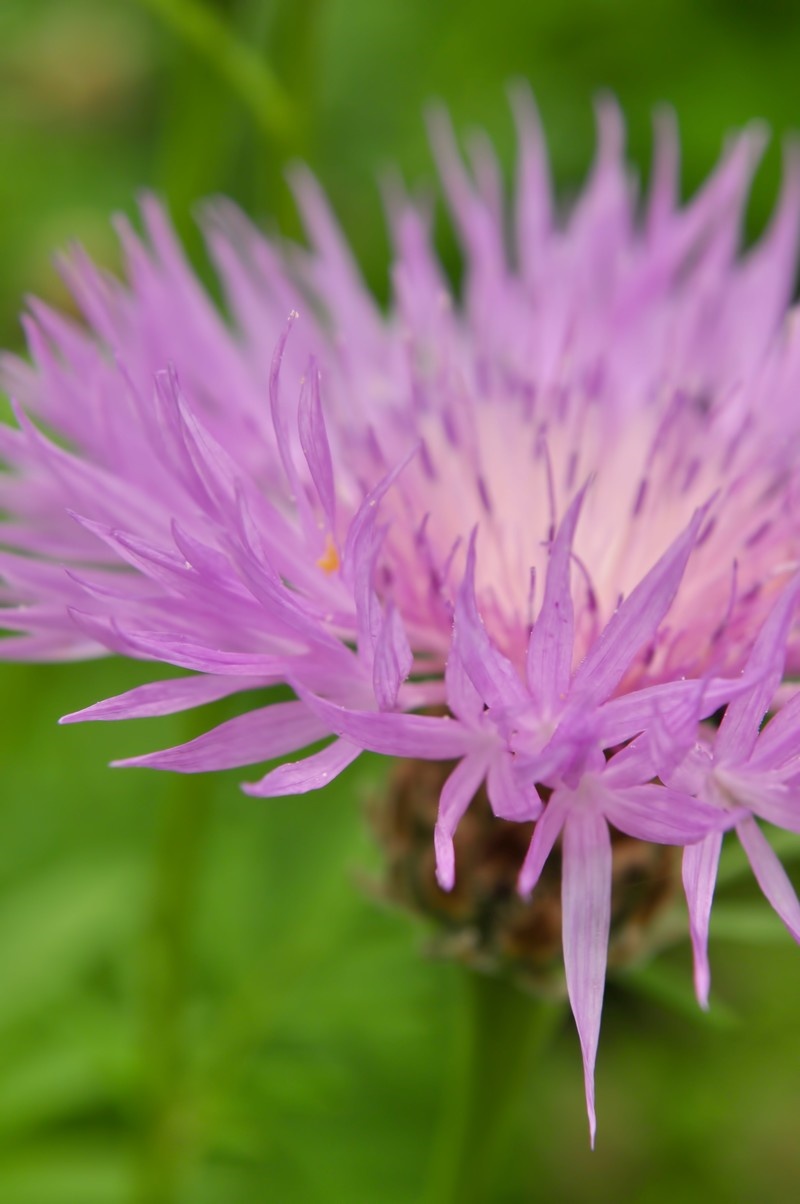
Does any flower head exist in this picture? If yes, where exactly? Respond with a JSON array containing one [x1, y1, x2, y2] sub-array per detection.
[[4, 92, 800, 1143]]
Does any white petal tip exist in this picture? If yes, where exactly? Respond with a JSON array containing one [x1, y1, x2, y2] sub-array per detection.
[[582, 1080, 598, 1148], [694, 970, 711, 1011], [433, 824, 455, 892]]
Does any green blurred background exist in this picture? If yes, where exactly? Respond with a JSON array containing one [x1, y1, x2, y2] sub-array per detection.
[[2, 1, 800, 1201]]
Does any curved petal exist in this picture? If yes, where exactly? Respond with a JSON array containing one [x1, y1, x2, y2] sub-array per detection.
[[243, 737, 361, 797], [434, 752, 491, 890], [298, 357, 336, 525]]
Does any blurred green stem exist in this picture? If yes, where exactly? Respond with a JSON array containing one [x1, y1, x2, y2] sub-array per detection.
[[425, 971, 561, 1204], [145, 0, 322, 252], [134, 769, 214, 1204], [135, 0, 297, 147]]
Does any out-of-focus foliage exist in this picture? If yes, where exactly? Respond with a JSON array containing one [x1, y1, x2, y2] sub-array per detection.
[[1, 2, 800, 1201]]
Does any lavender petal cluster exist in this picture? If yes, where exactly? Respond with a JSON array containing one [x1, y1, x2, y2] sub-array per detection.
[[4, 93, 800, 1142]]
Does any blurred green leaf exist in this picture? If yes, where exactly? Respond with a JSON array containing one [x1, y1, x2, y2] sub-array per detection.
[[0, 1002, 133, 1141], [618, 961, 740, 1031], [134, 0, 295, 144], [709, 903, 798, 945], [0, 854, 145, 1029], [716, 828, 800, 887], [0, 1140, 129, 1204]]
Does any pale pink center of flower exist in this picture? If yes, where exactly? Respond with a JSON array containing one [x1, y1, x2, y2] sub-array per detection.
[[374, 363, 797, 683]]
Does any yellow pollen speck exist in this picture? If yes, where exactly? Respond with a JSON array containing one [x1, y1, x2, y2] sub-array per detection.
[[316, 534, 340, 574]]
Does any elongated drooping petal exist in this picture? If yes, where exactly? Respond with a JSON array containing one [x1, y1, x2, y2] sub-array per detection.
[[561, 808, 612, 1149], [682, 831, 724, 1008]]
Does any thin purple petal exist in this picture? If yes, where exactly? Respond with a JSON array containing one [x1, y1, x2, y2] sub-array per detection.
[[605, 784, 727, 845], [60, 674, 267, 723], [518, 790, 569, 896], [434, 752, 491, 890], [294, 689, 476, 759], [487, 749, 542, 821], [562, 807, 612, 1149], [526, 488, 584, 710], [737, 815, 800, 943], [716, 574, 800, 763], [453, 531, 528, 714], [682, 831, 723, 1009], [113, 701, 328, 772], [571, 509, 702, 708], [243, 737, 361, 797], [372, 604, 413, 711]]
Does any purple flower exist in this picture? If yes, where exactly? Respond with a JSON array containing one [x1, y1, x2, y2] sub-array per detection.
[[4, 92, 800, 1142]]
